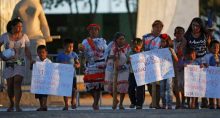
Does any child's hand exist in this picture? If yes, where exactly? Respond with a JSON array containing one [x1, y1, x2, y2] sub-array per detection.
[[200, 64, 205, 68], [204, 63, 209, 68], [126, 57, 131, 64], [74, 60, 80, 68]]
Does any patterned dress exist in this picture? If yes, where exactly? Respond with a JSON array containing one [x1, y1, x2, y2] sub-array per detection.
[[81, 37, 107, 91], [104, 42, 130, 93], [0, 33, 30, 79]]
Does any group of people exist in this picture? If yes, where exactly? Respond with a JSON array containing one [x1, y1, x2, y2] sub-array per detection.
[[0, 16, 219, 112]]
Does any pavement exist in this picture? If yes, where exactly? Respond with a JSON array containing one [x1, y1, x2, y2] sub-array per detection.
[[0, 108, 220, 118], [1, 85, 220, 118]]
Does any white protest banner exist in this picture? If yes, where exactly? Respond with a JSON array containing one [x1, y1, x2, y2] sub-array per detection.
[[130, 48, 174, 86], [184, 65, 206, 97], [184, 65, 220, 98], [31, 62, 74, 96]]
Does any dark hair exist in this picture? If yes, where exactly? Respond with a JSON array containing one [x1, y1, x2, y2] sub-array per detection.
[[210, 40, 220, 48], [63, 38, 74, 46], [160, 34, 173, 48], [37, 45, 47, 52], [6, 20, 13, 33], [132, 38, 143, 44], [185, 17, 206, 37], [113, 32, 125, 41], [174, 26, 185, 34], [152, 20, 163, 27], [11, 18, 22, 27], [185, 47, 196, 55]]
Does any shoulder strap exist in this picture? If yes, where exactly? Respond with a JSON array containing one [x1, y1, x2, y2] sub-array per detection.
[[87, 38, 96, 52], [146, 35, 158, 50]]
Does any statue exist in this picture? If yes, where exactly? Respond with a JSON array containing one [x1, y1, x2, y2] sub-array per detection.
[[11, 0, 52, 57]]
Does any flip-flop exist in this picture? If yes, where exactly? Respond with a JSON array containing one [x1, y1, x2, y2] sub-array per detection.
[[92, 104, 99, 110], [62, 106, 69, 111]]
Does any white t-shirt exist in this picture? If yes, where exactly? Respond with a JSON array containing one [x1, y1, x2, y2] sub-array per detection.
[[36, 56, 52, 63]]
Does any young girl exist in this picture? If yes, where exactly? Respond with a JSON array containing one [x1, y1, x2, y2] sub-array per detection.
[[128, 38, 145, 109], [105, 32, 130, 110], [159, 34, 178, 109]]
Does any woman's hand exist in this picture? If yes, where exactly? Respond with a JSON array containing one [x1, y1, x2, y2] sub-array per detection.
[[78, 43, 85, 52]]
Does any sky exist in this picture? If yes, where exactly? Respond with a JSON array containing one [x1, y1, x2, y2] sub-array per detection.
[[43, 0, 137, 14]]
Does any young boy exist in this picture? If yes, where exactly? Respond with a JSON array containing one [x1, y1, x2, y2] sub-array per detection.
[[56, 39, 80, 110], [202, 40, 220, 109], [183, 48, 200, 109], [128, 38, 145, 109], [173, 26, 186, 109], [35, 45, 52, 111]]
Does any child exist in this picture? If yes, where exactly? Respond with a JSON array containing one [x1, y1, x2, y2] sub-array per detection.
[[35, 45, 52, 111], [56, 39, 80, 110], [173, 26, 186, 109], [202, 40, 220, 109], [159, 34, 178, 109], [128, 38, 145, 109], [183, 48, 200, 109]]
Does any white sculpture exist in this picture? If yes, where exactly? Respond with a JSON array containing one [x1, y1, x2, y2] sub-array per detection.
[[11, 0, 52, 57]]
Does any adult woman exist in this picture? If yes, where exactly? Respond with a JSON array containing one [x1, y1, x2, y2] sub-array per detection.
[[183, 17, 207, 108], [78, 24, 107, 110], [105, 32, 130, 110], [184, 17, 207, 59], [0, 18, 32, 112], [142, 20, 164, 108]]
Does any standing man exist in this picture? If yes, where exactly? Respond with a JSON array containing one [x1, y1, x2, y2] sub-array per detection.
[[143, 20, 164, 109], [78, 24, 107, 110]]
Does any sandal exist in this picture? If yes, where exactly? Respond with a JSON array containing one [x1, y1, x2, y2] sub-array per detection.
[[62, 106, 68, 111], [71, 104, 77, 109], [37, 107, 47, 111], [129, 104, 135, 108], [119, 105, 125, 110], [92, 104, 99, 110], [7, 107, 14, 112], [112, 99, 119, 110]]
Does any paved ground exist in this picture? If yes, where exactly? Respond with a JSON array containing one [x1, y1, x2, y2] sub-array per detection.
[[1, 86, 220, 118], [0, 108, 220, 118]]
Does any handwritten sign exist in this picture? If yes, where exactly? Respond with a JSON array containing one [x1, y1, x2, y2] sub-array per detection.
[[130, 48, 174, 86], [31, 62, 74, 96], [184, 65, 220, 98]]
